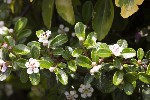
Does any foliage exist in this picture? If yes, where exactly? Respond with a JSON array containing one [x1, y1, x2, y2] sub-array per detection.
[[0, 0, 150, 100]]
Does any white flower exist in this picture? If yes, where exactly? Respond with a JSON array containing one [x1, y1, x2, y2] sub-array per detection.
[[58, 24, 69, 33], [64, 90, 78, 100], [6, 0, 12, 4], [78, 84, 94, 98], [72, 32, 76, 37], [109, 44, 123, 56], [49, 67, 56, 72], [0, 21, 4, 27], [0, 26, 8, 35], [25, 58, 40, 74], [38, 30, 51, 46], [0, 59, 7, 72], [9, 28, 14, 33], [90, 65, 102, 75]]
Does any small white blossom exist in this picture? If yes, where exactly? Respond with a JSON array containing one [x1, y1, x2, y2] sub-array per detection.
[[6, 0, 12, 4], [58, 24, 69, 33], [25, 58, 40, 74], [109, 44, 123, 56], [78, 84, 94, 98], [72, 32, 76, 37], [79, 37, 84, 41], [9, 28, 14, 33], [38, 30, 51, 46], [64, 90, 78, 100], [0, 59, 7, 72], [0, 21, 4, 27], [90, 65, 102, 75], [49, 67, 56, 72]]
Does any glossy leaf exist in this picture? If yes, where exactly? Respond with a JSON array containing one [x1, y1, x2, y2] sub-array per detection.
[[29, 73, 40, 85], [42, 0, 54, 29], [13, 44, 30, 55], [97, 48, 112, 58], [39, 60, 53, 69], [31, 46, 40, 59], [4, 36, 15, 46], [76, 55, 92, 68], [113, 58, 123, 70], [68, 60, 77, 72], [72, 48, 83, 57], [121, 48, 136, 59], [91, 48, 99, 63], [50, 34, 68, 47], [117, 39, 128, 49], [84, 32, 97, 49], [139, 73, 150, 84], [115, 0, 144, 18], [20, 69, 28, 83], [55, 0, 75, 25], [82, 1, 93, 24], [14, 17, 27, 33], [124, 83, 134, 95], [113, 70, 124, 86], [92, 0, 114, 41], [55, 68, 68, 85], [17, 29, 32, 42], [75, 22, 86, 41], [137, 48, 144, 60]]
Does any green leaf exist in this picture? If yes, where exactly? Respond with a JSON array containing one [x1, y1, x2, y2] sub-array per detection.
[[17, 29, 32, 41], [82, 1, 93, 24], [124, 83, 134, 95], [72, 48, 83, 57], [76, 55, 92, 68], [115, 0, 144, 18], [92, 0, 114, 41], [84, 73, 94, 85], [113, 70, 124, 86], [139, 73, 150, 84], [51, 48, 64, 56], [31, 46, 40, 59], [113, 58, 123, 70], [29, 73, 40, 85], [4, 36, 15, 46], [75, 22, 86, 41], [91, 48, 99, 63], [94, 75, 116, 93], [55, 0, 75, 25], [68, 60, 77, 72], [97, 48, 112, 58], [14, 17, 27, 33], [36, 30, 44, 37], [42, 0, 54, 29], [27, 41, 41, 49], [13, 44, 30, 55], [121, 48, 136, 59], [39, 60, 53, 69], [20, 69, 28, 83], [124, 72, 138, 82], [0, 68, 11, 81], [15, 58, 27, 68], [84, 32, 97, 49], [137, 48, 144, 60], [117, 39, 128, 49], [55, 68, 68, 85], [146, 64, 150, 75], [58, 62, 66, 68], [50, 34, 68, 47]]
